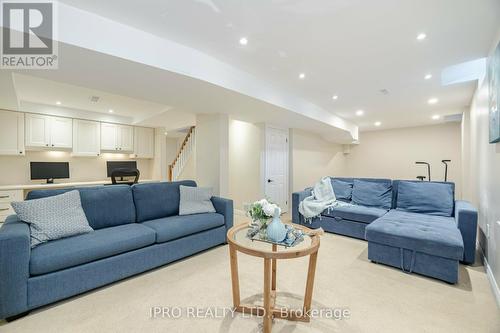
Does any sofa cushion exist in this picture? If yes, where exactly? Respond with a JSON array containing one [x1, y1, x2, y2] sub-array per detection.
[[352, 179, 392, 210], [27, 185, 136, 230], [322, 204, 388, 224], [132, 181, 197, 222], [30, 224, 156, 275], [396, 181, 454, 217], [179, 185, 216, 215], [365, 210, 463, 260], [12, 190, 93, 248], [331, 179, 353, 201], [141, 213, 225, 243]]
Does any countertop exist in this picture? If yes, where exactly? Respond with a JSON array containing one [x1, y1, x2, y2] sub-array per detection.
[[0, 179, 157, 191]]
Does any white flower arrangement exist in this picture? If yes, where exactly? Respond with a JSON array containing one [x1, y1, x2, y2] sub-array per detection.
[[246, 198, 281, 224]]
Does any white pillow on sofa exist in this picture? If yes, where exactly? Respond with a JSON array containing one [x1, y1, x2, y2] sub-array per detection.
[[179, 185, 216, 215], [11, 190, 93, 248]]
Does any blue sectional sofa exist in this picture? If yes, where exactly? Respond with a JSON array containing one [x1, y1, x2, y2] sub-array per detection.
[[292, 178, 477, 283], [0, 181, 233, 320]]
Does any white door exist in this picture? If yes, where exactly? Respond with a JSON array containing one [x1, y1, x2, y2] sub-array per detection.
[[49, 117, 73, 148], [101, 123, 118, 151], [73, 119, 101, 156], [0, 110, 24, 156], [118, 125, 134, 152], [133, 127, 154, 158], [265, 126, 289, 212], [26, 114, 50, 148]]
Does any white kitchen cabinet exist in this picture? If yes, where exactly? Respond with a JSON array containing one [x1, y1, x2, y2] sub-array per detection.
[[100, 123, 134, 153], [73, 119, 101, 157], [0, 189, 23, 223], [118, 125, 134, 152], [100, 122, 118, 151], [50, 117, 73, 148], [132, 127, 155, 159], [25, 113, 50, 148], [25, 114, 72, 149], [0, 110, 25, 156]]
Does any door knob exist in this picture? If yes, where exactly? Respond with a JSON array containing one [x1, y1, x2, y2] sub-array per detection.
[[267, 179, 273, 183]]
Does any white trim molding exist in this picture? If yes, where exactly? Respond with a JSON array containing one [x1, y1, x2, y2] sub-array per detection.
[[483, 255, 500, 308]]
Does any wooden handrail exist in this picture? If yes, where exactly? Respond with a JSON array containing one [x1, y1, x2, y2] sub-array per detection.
[[168, 126, 195, 181]]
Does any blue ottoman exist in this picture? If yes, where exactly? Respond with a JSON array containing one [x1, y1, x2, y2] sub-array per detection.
[[365, 210, 464, 283]]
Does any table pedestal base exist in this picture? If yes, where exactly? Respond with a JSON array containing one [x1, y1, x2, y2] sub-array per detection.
[[229, 243, 318, 333]]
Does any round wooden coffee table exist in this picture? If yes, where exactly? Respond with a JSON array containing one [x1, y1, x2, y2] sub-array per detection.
[[227, 223, 321, 333]]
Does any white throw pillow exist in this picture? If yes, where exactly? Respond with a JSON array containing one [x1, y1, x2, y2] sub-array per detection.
[[179, 185, 216, 215], [11, 190, 93, 248]]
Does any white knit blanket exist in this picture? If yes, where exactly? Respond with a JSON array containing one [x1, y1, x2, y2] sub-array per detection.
[[298, 177, 350, 223]]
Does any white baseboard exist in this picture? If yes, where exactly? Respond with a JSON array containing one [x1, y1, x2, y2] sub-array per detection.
[[483, 255, 500, 308]]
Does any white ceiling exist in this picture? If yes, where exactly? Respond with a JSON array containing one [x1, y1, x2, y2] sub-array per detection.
[[12, 73, 172, 122], [59, 0, 500, 131]]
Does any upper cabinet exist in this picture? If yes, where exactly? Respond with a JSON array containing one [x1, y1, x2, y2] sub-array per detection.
[[0, 110, 25, 156], [73, 119, 101, 157], [133, 127, 155, 159], [100, 123, 134, 153], [25, 114, 72, 149]]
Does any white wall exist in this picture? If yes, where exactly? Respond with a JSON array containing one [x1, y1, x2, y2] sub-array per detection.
[[463, 29, 500, 297], [0, 151, 153, 185], [345, 123, 463, 197], [151, 128, 167, 181], [290, 128, 347, 192], [228, 119, 262, 211], [195, 114, 229, 196]]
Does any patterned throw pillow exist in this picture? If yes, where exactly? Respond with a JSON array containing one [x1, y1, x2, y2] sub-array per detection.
[[179, 185, 216, 215], [11, 190, 93, 248]]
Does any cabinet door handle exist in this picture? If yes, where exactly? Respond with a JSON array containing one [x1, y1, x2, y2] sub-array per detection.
[[0, 208, 9, 211], [45, 144, 49, 147], [0, 195, 9, 199], [51, 144, 54, 147]]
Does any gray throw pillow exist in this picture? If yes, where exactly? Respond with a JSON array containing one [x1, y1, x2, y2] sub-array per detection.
[[179, 185, 216, 215], [11, 190, 93, 248]]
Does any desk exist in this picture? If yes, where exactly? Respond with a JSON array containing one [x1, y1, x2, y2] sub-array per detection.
[[0, 179, 156, 223]]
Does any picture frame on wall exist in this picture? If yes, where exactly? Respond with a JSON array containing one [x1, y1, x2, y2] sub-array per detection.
[[488, 42, 500, 143]]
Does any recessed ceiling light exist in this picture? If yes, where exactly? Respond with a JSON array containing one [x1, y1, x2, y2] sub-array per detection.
[[374, 121, 381, 127], [416, 33, 427, 41], [239, 37, 248, 45], [299, 73, 306, 79], [428, 98, 439, 105], [332, 95, 338, 100], [108, 109, 114, 113], [424, 74, 433, 80], [56, 101, 61, 105], [432, 115, 440, 120], [356, 110, 364, 116]]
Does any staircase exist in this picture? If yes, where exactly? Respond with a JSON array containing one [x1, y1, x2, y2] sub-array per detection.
[[168, 126, 196, 181]]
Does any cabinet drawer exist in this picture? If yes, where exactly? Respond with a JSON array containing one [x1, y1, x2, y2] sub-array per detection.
[[0, 190, 23, 203], [0, 203, 14, 217]]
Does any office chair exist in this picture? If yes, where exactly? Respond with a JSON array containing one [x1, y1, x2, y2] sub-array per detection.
[[111, 168, 140, 185]]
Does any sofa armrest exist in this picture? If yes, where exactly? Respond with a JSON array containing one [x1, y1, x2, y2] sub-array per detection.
[[454, 200, 477, 265], [292, 188, 312, 225], [211, 197, 234, 231], [0, 215, 31, 319]]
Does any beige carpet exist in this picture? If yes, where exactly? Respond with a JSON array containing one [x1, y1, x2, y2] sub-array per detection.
[[1, 216, 499, 333]]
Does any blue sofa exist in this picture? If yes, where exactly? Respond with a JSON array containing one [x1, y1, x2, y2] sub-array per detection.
[[292, 178, 477, 283], [0, 180, 233, 320]]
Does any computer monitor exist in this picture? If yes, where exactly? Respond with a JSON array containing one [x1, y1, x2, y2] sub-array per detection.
[[30, 162, 70, 184], [106, 161, 138, 178]]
